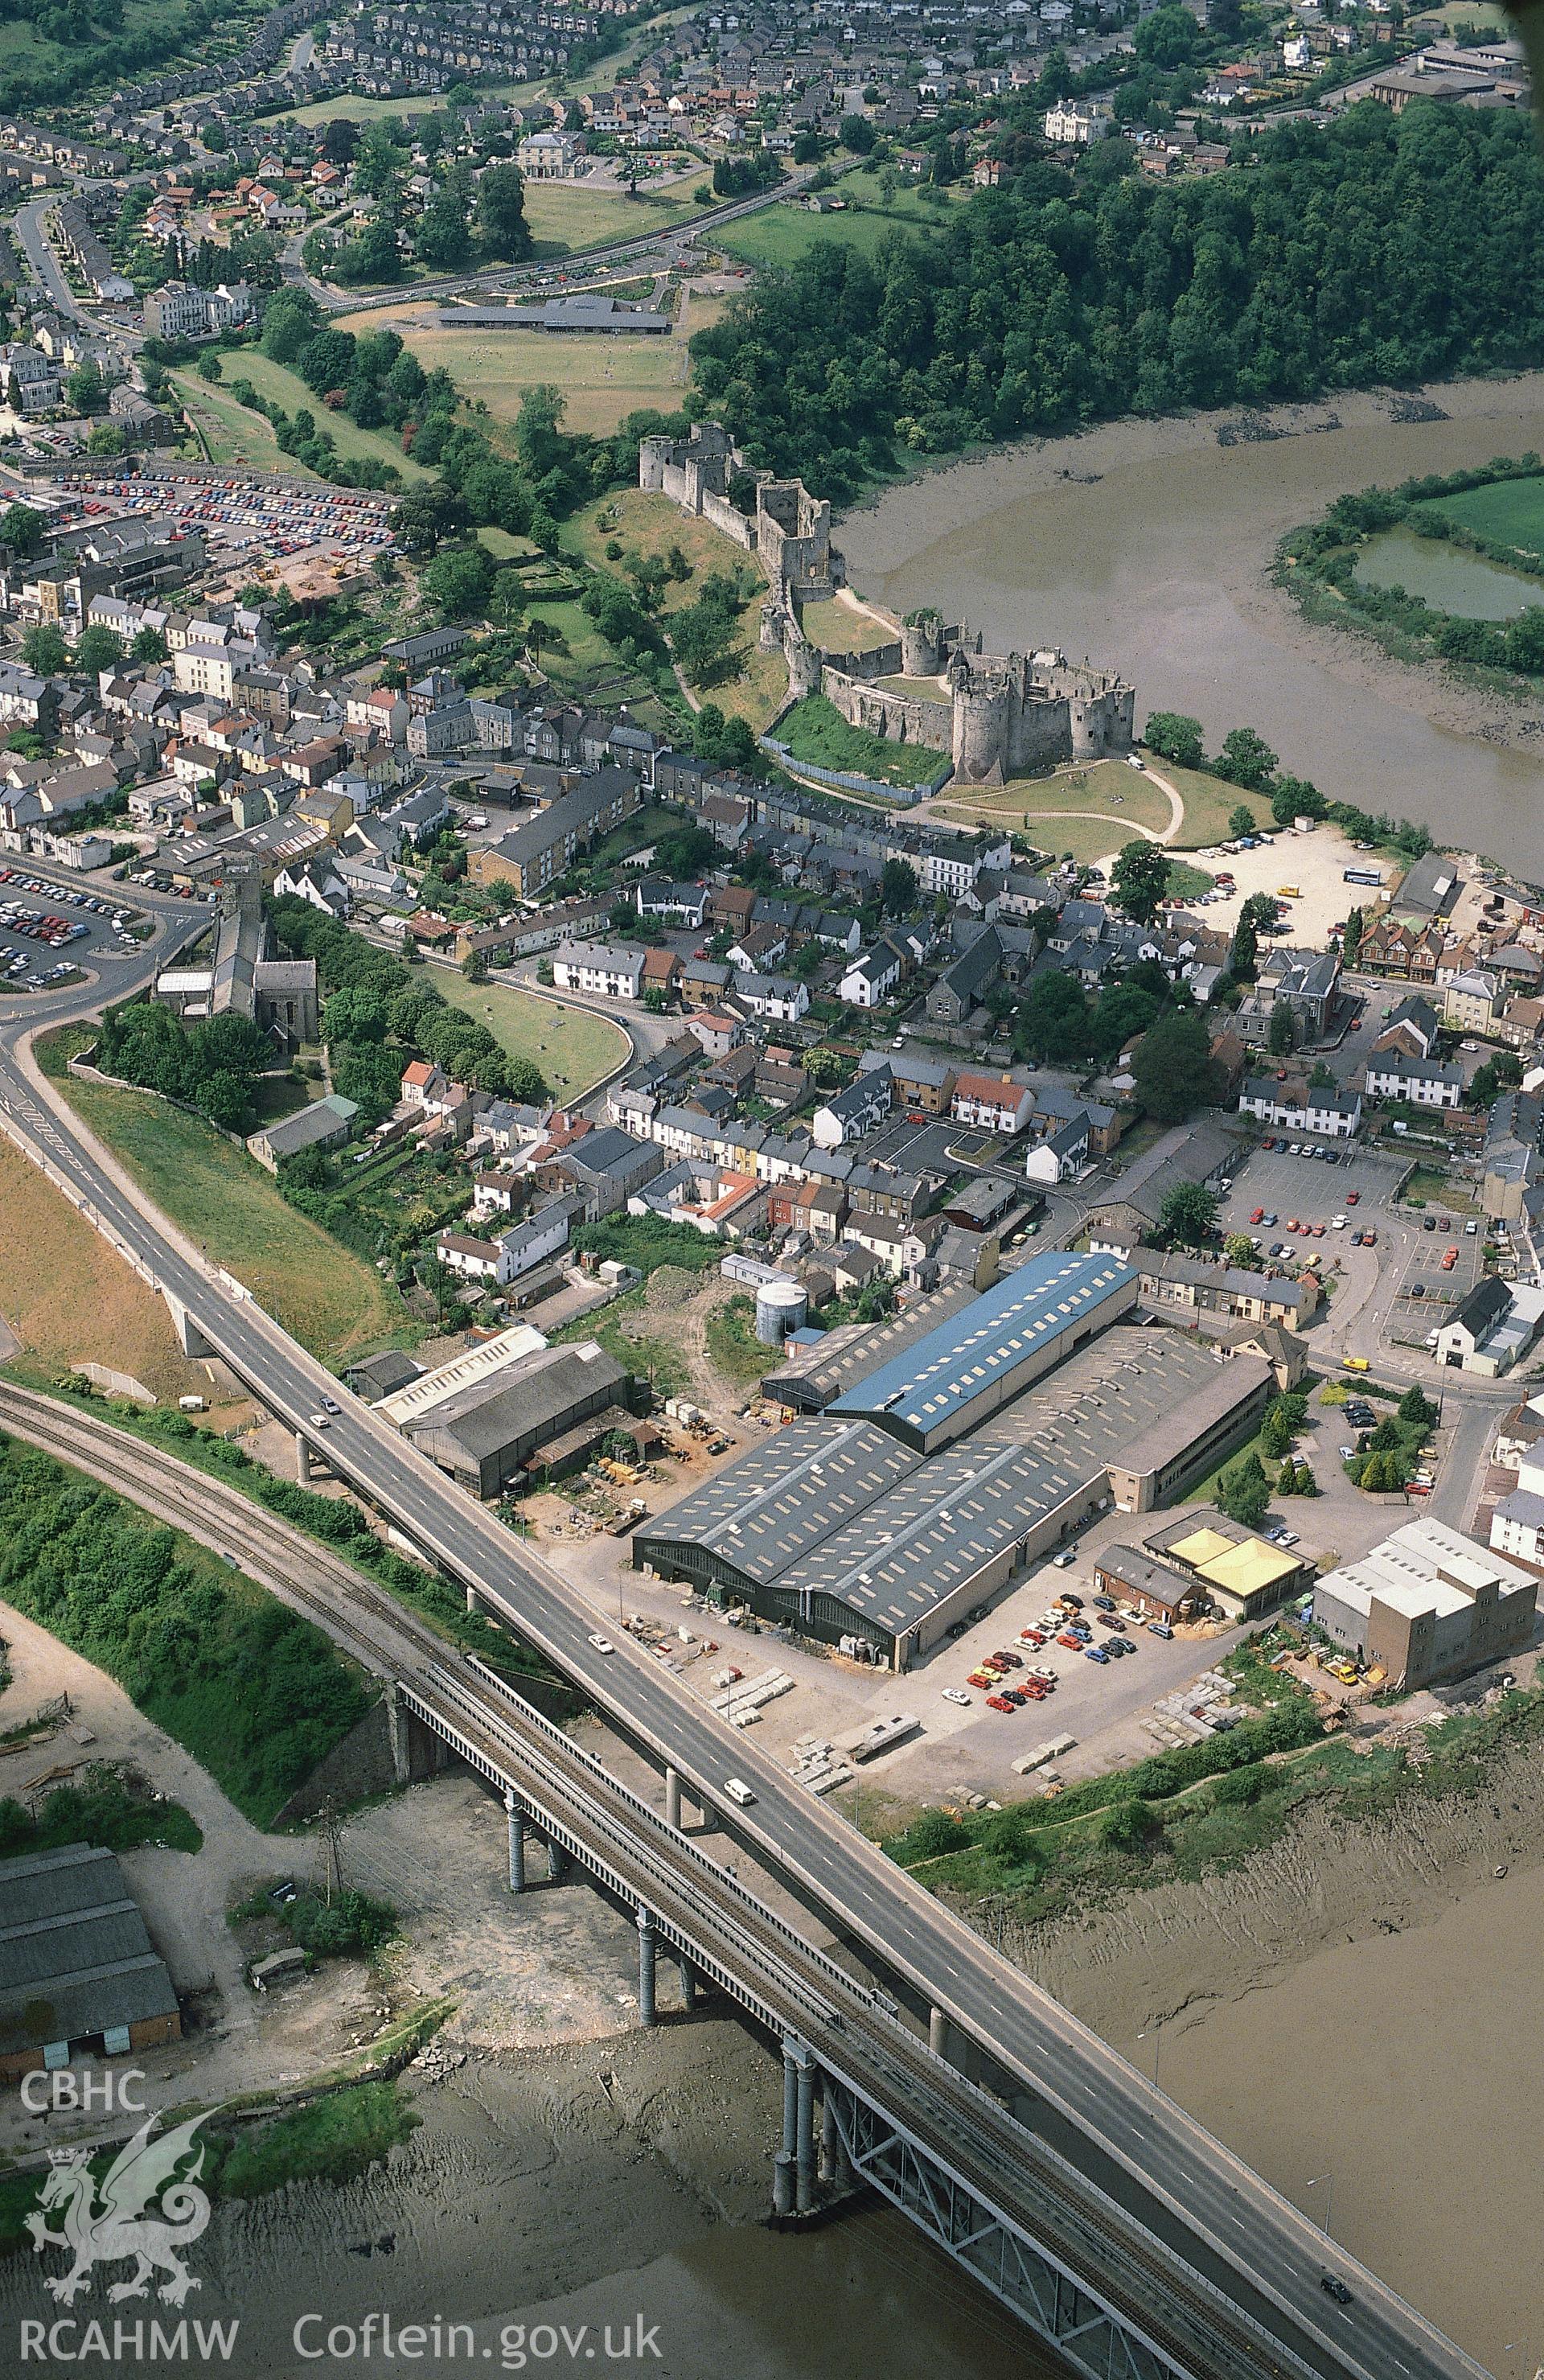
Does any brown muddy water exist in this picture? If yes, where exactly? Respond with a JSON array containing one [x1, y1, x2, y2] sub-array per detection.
[[0, 2021, 1058, 2380], [840, 374, 1544, 878]]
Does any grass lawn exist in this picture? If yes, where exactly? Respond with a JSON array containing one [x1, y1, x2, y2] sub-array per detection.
[[934, 758, 1172, 840], [1164, 857, 1218, 900], [778, 693, 945, 789], [522, 593, 655, 709], [169, 369, 311, 476], [223, 350, 432, 483], [1419, 474, 1544, 564], [277, 81, 544, 125], [429, 967, 628, 1098], [521, 180, 699, 257], [715, 173, 966, 271], [1149, 758, 1274, 849], [877, 672, 949, 704], [477, 525, 541, 561], [799, 596, 896, 656], [393, 322, 685, 438], [39, 1037, 404, 1363]]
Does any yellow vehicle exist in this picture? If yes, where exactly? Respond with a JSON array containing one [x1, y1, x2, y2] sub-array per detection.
[[1329, 1660, 1360, 1685], [1275, 884, 1302, 900], [1342, 1356, 1370, 1373]]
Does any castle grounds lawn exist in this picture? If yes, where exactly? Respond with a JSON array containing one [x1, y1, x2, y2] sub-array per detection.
[[933, 758, 1172, 840], [798, 597, 896, 656], [1417, 473, 1544, 564], [714, 174, 965, 271], [1148, 760, 1274, 849], [777, 693, 946, 789], [38, 1034, 402, 1364], [429, 968, 629, 1099]]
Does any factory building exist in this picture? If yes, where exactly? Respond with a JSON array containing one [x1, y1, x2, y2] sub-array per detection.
[[827, 1251, 1138, 1453], [1313, 1519, 1536, 1690], [637, 1308, 1271, 1667], [403, 1340, 634, 1499], [1, 1844, 180, 2081]]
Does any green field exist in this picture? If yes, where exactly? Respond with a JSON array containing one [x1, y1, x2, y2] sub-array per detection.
[[798, 596, 896, 656], [394, 321, 685, 437], [430, 968, 629, 1097], [41, 1044, 404, 1363], [1140, 759, 1274, 849], [933, 757, 1173, 842], [715, 171, 967, 270], [224, 350, 433, 483], [1419, 474, 1544, 563]]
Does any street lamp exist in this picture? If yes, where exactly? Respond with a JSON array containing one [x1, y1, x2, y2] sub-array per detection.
[[1306, 2172, 1333, 2238], [1136, 2025, 1160, 2094]]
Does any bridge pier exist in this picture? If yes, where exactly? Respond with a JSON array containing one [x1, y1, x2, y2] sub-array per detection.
[[466, 1582, 479, 1616], [664, 1764, 682, 1831], [772, 2152, 795, 2218], [636, 1905, 657, 2026], [548, 1839, 568, 1885], [679, 1957, 696, 2014], [929, 2004, 950, 2062], [504, 1786, 526, 1893], [384, 1681, 410, 1786], [795, 2048, 816, 2213], [295, 1431, 313, 1485], [164, 1293, 213, 1359]]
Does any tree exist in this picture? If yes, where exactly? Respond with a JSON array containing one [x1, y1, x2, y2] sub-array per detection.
[[881, 857, 918, 915], [1158, 1181, 1218, 1248], [476, 162, 532, 259], [21, 623, 67, 676], [1398, 1385, 1437, 1428], [1143, 712, 1204, 770], [1223, 1231, 1256, 1265], [1016, 968, 1091, 1064], [1227, 804, 1257, 841], [839, 113, 876, 153], [74, 624, 125, 676], [1111, 838, 1171, 927], [1267, 1000, 1296, 1058], [131, 626, 168, 664], [1229, 915, 1259, 984], [1308, 1060, 1335, 1091], [1131, 1009, 1222, 1123], [261, 287, 325, 364], [196, 349, 223, 384], [64, 361, 105, 414], [1342, 906, 1363, 968], [1216, 726, 1279, 791], [1270, 773, 1327, 828], [1218, 1450, 1271, 1531], [84, 422, 124, 458]]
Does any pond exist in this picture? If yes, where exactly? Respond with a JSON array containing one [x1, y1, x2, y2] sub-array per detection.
[[1352, 522, 1544, 621]]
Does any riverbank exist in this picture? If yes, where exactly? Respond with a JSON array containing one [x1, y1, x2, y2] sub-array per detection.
[[0, 2025, 1029, 2380], [838, 371, 1544, 873], [1005, 1704, 1544, 2370]]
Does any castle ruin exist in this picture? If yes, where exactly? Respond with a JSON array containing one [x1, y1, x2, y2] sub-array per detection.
[[641, 425, 1135, 783]]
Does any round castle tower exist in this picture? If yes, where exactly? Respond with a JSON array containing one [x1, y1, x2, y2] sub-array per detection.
[[953, 668, 1010, 783], [901, 612, 943, 678]]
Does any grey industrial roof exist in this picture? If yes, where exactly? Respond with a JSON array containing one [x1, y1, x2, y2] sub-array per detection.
[[763, 1283, 976, 1409], [257, 1093, 358, 1159], [829, 1251, 1134, 1442], [1107, 1354, 1273, 1481], [0, 1842, 179, 2055], [408, 1342, 626, 1460], [643, 1416, 920, 1584]]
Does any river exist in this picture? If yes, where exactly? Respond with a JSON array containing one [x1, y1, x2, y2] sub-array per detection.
[[838, 374, 1544, 877]]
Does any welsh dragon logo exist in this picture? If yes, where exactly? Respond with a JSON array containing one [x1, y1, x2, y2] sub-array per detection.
[[24, 2110, 215, 2306]]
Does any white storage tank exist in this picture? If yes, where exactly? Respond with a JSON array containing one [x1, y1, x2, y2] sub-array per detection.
[[754, 1276, 807, 1346]]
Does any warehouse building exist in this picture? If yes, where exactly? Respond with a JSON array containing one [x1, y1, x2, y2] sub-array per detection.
[[1313, 1519, 1537, 1690], [638, 1322, 1271, 1666], [1, 1843, 180, 2082], [404, 1340, 633, 1498], [827, 1250, 1138, 1454], [762, 1281, 977, 1412], [1103, 1354, 1275, 1513]]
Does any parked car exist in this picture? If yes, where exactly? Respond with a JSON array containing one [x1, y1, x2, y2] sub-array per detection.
[[942, 1687, 972, 1707]]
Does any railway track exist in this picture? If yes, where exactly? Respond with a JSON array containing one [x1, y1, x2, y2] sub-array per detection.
[[0, 1381, 1364, 2380]]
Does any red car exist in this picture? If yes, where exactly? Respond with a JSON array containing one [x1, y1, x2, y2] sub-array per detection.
[[1345, 1190, 1360, 1206], [1020, 1628, 1046, 1647], [986, 1694, 1016, 1714], [1250, 1206, 1265, 1225], [1262, 1135, 1276, 1149], [1057, 1630, 1084, 1650]]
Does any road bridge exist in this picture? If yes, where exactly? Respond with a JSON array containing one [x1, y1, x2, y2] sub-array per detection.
[[0, 943, 1493, 2380]]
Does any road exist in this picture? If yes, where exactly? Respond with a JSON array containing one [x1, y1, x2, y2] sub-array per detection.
[[14, 195, 91, 329], [0, 917, 1491, 2380], [285, 167, 819, 314]]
